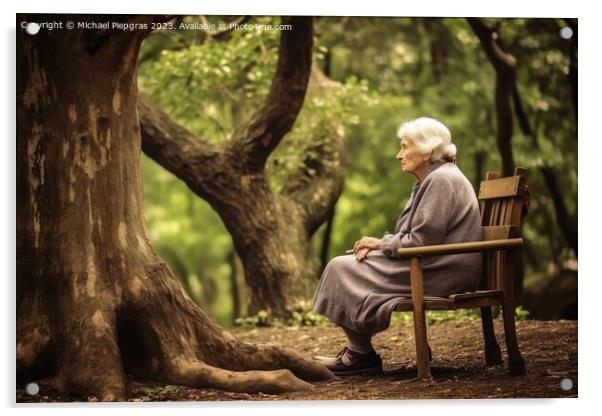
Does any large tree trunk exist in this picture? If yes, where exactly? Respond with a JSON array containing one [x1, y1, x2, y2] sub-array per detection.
[[422, 18, 449, 86], [139, 18, 345, 317], [207, 178, 321, 315], [16, 14, 332, 401], [319, 209, 336, 275], [473, 151, 487, 193]]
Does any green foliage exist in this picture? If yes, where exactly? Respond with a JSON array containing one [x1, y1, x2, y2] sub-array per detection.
[[235, 306, 531, 328], [266, 75, 376, 192], [137, 385, 178, 401], [515, 305, 531, 320], [235, 309, 334, 329], [391, 309, 481, 325], [142, 385, 177, 396], [140, 17, 280, 141]]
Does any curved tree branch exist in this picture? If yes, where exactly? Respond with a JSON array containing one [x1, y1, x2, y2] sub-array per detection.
[[140, 16, 314, 191], [467, 18, 516, 69], [229, 16, 314, 171], [138, 93, 223, 199]]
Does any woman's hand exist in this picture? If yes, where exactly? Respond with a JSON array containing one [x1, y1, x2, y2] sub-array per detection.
[[352, 236, 381, 262]]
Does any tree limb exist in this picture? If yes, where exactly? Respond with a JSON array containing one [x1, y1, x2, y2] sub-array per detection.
[[138, 93, 223, 198], [467, 18, 516, 70], [229, 16, 314, 171]]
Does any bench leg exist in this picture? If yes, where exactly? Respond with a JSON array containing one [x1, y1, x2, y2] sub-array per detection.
[[412, 308, 432, 379], [502, 250, 526, 376], [480, 307, 502, 366], [502, 303, 526, 376], [410, 258, 432, 379]]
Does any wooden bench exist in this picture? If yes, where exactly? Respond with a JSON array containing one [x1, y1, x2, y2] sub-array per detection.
[[394, 168, 529, 379]]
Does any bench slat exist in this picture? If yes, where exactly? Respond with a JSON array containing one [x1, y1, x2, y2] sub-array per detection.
[[393, 290, 504, 312], [479, 176, 522, 200], [483, 225, 519, 240]]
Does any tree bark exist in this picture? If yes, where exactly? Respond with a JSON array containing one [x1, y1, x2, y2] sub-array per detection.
[[17, 14, 332, 401], [473, 151, 487, 193], [139, 17, 346, 317], [467, 18, 516, 177], [319, 209, 336, 275], [422, 18, 449, 85], [229, 248, 242, 321]]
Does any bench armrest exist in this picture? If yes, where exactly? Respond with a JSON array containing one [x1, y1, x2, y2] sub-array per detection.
[[396, 238, 523, 259]]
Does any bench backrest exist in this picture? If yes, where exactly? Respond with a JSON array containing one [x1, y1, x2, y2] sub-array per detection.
[[478, 168, 528, 291]]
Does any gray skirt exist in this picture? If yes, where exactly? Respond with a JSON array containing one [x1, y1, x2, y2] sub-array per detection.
[[312, 250, 481, 334]]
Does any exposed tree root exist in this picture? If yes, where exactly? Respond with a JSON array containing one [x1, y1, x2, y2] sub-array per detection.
[[111, 261, 334, 397], [165, 357, 314, 394]]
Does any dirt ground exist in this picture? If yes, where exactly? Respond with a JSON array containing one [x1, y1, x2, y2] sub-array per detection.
[[16, 319, 577, 402]]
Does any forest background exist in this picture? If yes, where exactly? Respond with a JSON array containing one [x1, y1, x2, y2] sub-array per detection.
[[137, 15, 577, 326]]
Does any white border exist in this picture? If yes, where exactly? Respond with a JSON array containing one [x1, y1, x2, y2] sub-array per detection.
[[3, 0, 598, 415]]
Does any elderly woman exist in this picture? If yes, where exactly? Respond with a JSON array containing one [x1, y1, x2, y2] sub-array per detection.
[[312, 117, 482, 375]]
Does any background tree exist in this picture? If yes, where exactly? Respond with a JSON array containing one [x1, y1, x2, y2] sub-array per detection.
[[16, 14, 332, 401], [138, 16, 355, 318], [467, 17, 577, 297]]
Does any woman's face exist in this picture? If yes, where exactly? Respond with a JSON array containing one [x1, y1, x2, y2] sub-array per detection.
[[396, 137, 428, 175]]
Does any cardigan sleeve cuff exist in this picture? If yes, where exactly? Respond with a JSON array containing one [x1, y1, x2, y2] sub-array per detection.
[[380, 232, 401, 259]]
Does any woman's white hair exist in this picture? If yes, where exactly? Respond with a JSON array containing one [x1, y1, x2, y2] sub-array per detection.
[[397, 117, 457, 163]]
